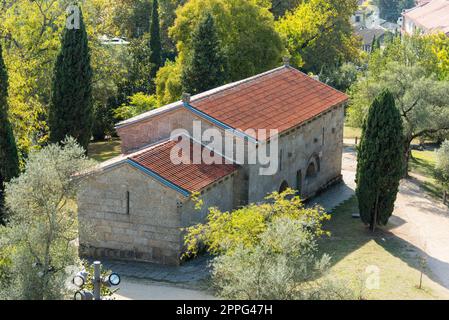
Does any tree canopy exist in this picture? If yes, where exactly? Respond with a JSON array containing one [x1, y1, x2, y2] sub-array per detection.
[[181, 13, 228, 95], [356, 90, 404, 231], [0, 43, 19, 220], [49, 7, 93, 150], [275, 0, 360, 73]]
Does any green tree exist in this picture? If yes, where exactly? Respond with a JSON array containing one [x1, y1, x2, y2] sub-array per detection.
[[0, 43, 19, 220], [181, 13, 228, 95], [356, 90, 404, 231], [49, 6, 93, 150], [275, 0, 360, 73], [114, 92, 158, 121], [0, 138, 94, 300], [170, 0, 283, 82], [150, 0, 163, 80], [185, 190, 355, 300], [435, 140, 449, 195], [376, 0, 415, 23]]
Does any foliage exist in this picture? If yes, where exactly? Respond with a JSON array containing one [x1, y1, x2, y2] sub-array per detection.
[[155, 60, 183, 105], [49, 7, 93, 150], [376, 0, 415, 23], [211, 217, 355, 300], [185, 189, 353, 300], [0, 43, 19, 220], [78, 260, 117, 298], [269, 0, 303, 18], [159, 0, 187, 53], [184, 189, 330, 257], [435, 141, 449, 188], [150, 0, 163, 80], [356, 90, 404, 230], [0, 138, 95, 300], [170, 0, 283, 82], [0, 0, 70, 157], [92, 100, 116, 141], [275, 0, 360, 73], [348, 34, 449, 173], [319, 62, 359, 92], [181, 13, 228, 95], [114, 92, 158, 121]]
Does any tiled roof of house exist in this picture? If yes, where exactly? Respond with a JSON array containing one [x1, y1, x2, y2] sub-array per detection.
[[403, 0, 449, 34], [129, 139, 238, 193], [116, 66, 348, 141], [189, 67, 348, 140]]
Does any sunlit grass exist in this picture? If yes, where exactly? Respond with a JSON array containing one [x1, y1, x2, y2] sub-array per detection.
[[409, 150, 445, 201], [87, 139, 122, 162], [318, 196, 448, 300]]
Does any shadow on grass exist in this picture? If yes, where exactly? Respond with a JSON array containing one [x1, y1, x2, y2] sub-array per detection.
[[319, 196, 449, 293]]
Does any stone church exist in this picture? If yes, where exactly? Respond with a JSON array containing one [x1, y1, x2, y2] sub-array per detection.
[[77, 62, 348, 265]]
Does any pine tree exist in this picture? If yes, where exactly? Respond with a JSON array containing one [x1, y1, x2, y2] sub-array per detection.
[[0, 43, 19, 219], [356, 90, 404, 231], [49, 6, 93, 150], [149, 0, 162, 80], [181, 13, 228, 95]]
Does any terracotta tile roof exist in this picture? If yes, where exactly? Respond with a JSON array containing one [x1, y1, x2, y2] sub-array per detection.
[[129, 139, 238, 193], [190, 67, 348, 140], [403, 0, 449, 34]]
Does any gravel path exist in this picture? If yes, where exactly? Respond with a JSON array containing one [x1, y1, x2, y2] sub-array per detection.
[[324, 146, 449, 292]]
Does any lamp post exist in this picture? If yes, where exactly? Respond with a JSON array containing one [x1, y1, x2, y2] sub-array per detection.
[[73, 260, 120, 300]]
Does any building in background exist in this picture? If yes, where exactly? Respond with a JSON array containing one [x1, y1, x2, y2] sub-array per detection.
[[401, 0, 449, 35]]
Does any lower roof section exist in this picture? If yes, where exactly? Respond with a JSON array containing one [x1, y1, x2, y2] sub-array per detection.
[[129, 139, 239, 194]]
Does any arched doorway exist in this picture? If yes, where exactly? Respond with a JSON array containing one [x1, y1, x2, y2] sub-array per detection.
[[306, 162, 317, 178], [279, 180, 289, 193]]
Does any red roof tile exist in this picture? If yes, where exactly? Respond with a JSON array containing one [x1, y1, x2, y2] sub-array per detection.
[[130, 140, 238, 193], [191, 67, 348, 140]]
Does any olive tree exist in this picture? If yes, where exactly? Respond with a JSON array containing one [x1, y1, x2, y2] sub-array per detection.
[[0, 138, 95, 300], [435, 140, 449, 202], [185, 190, 355, 300]]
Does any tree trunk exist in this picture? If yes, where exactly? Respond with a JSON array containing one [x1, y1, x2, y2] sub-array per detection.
[[370, 192, 379, 232]]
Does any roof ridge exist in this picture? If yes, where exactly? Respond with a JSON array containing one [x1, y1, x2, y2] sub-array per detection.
[[190, 66, 287, 104]]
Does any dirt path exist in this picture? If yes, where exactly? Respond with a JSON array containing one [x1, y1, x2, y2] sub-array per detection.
[[333, 147, 449, 292]]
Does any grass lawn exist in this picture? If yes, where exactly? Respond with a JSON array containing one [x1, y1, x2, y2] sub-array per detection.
[[409, 149, 445, 201], [88, 138, 121, 162], [343, 126, 362, 140], [318, 196, 449, 299]]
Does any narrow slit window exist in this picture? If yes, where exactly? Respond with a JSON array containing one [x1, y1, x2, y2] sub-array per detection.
[[126, 191, 130, 215]]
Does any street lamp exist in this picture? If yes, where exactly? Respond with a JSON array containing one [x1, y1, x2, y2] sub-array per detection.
[[72, 261, 120, 300]]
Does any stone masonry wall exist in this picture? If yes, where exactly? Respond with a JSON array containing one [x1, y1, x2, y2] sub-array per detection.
[[116, 107, 220, 154], [78, 163, 185, 265], [246, 104, 345, 203]]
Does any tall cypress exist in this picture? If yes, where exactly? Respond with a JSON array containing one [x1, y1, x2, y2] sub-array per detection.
[[181, 13, 228, 95], [149, 0, 162, 80], [0, 42, 19, 218], [356, 90, 404, 231], [49, 6, 93, 150]]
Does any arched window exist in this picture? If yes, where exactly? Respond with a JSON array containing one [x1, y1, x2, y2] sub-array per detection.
[[279, 181, 289, 193]]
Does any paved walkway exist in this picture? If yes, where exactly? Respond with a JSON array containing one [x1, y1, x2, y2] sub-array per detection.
[[308, 146, 357, 211], [114, 277, 215, 300], [100, 254, 211, 290]]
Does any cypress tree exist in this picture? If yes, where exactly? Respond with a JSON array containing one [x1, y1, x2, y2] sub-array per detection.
[[181, 13, 228, 95], [356, 90, 404, 231], [149, 0, 162, 80], [0, 42, 19, 219], [49, 6, 93, 150]]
